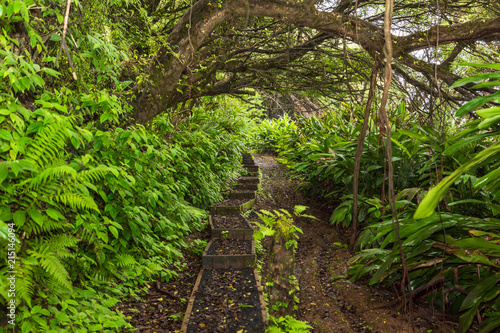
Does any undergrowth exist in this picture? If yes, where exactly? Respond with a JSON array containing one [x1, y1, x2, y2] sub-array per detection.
[[251, 63, 500, 332], [0, 2, 251, 330]]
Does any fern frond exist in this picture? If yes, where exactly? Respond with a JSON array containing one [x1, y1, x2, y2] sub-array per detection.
[[22, 165, 77, 190], [90, 266, 115, 282], [24, 218, 68, 237], [115, 253, 137, 268], [45, 234, 80, 252], [146, 262, 162, 274], [52, 193, 98, 211], [76, 166, 115, 183], [26, 119, 73, 168], [16, 262, 35, 306], [30, 248, 72, 291]]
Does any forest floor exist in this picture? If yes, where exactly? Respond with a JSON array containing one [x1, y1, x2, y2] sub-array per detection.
[[118, 154, 454, 332]]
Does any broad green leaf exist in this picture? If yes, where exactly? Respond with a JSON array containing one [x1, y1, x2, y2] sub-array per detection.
[[443, 133, 488, 155], [13, 210, 26, 226], [6, 3, 14, 18], [414, 142, 500, 219], [472, 80, 500, 89], [397, 129, 428, 142], [458, 62, 500, 70], [42, 68, 60, 77], [478, 115, 500, 129], [46, 208, 64, 221], [28, 209, 44, 227], [134, 161, 143, 172], [0, 129, 12, 141], [450, 73, 500, 89], [0, 163, 8, 183], [459, 303, 481, 333], [109, 225, 119, 239], [474, 168, 500, 189], [56, 11, 63, 24], [49, 33, 61, 42], [456, 91, 500, 116], [390, 137, 411, 157], [453, 238, 500, 256], [0, 206, 12, 221], [479, 315, 500, 333], [460, 274, 500, 311], [448, 199, 493, 207], [476, 107, 500, 118], [308, 153, 332, 161], [13, 1, 21, 13]]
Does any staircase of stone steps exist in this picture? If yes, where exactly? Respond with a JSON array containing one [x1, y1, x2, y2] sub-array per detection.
[[180, 153, 267, 332]]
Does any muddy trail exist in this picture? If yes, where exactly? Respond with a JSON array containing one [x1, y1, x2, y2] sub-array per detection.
[[117, 154, 453, 332], [250, 154, 452, 333]]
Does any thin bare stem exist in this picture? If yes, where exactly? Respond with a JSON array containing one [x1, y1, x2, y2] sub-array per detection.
[[379, 0, 414, 326], [350, 59, 380, 251]]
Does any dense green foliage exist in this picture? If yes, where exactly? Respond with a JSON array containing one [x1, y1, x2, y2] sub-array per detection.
[[266, 315, 312, 333], [0, 1, 251, 330], [252, 64, 500, 331], [0, 0, 499, 331]]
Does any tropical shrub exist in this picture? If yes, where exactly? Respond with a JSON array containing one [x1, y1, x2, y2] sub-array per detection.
[[0, 2, 249, 330], [252, 71, 499, 331], [350, 62, 500, 333], [250, 114, 297, 154]]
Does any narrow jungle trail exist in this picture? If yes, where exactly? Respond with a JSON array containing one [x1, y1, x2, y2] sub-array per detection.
[[249, 155, 451, 333], [180, 153, 267, 332], [117, 154, 452, 332]]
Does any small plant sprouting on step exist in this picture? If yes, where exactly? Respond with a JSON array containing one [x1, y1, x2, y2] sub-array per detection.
[[221, 230, 229, 238], [287, 274, 301, 311], [253, 205, 314, 252], [169, 313, 183, 321], [189, 239, 208, 255], [267, 315, 312, 333], [333, 242, 348, 249], [238, 303, 254, 308], [272, 301, 288, 312]]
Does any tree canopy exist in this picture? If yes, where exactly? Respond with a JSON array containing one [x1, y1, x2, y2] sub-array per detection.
[[110, 0, 500, 123]]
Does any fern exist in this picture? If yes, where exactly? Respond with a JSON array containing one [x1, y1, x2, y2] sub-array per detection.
[[29, 247, 72, 291], [115, 253, 138, 268], [26, 119, 73, 168], [52, 193, 99, 211], [45, 234, 80, 252], [25, 165, 77, 190], [268, 315, 312, 333], [77, 166, 117, 183], [90, 266, 115, 283], [24, 218, 68, 237], [15, 262, 36, 306]]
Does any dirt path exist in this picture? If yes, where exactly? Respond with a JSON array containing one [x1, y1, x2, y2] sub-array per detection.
[[119, 154, 452, 332], [251, 154, 452, 333]]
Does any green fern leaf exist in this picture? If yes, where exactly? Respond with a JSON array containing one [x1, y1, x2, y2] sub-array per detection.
[[45, 234, 80, 251], [76, 166, 115, 183], [26, 119, 73, 168], [115, 253, 138, 268], [15, 262, 36, 306], [25, 165, 77, 190], [30, 248, 72, 290], [52, 193, 99, 211]]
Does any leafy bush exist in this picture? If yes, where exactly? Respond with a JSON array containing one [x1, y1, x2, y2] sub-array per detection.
[[351, 62, 500, 333], [252, 69, 499, 331], [0, 3, 249, 330], [267, 315, 312, 333], [250, 114, 297, 154]]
